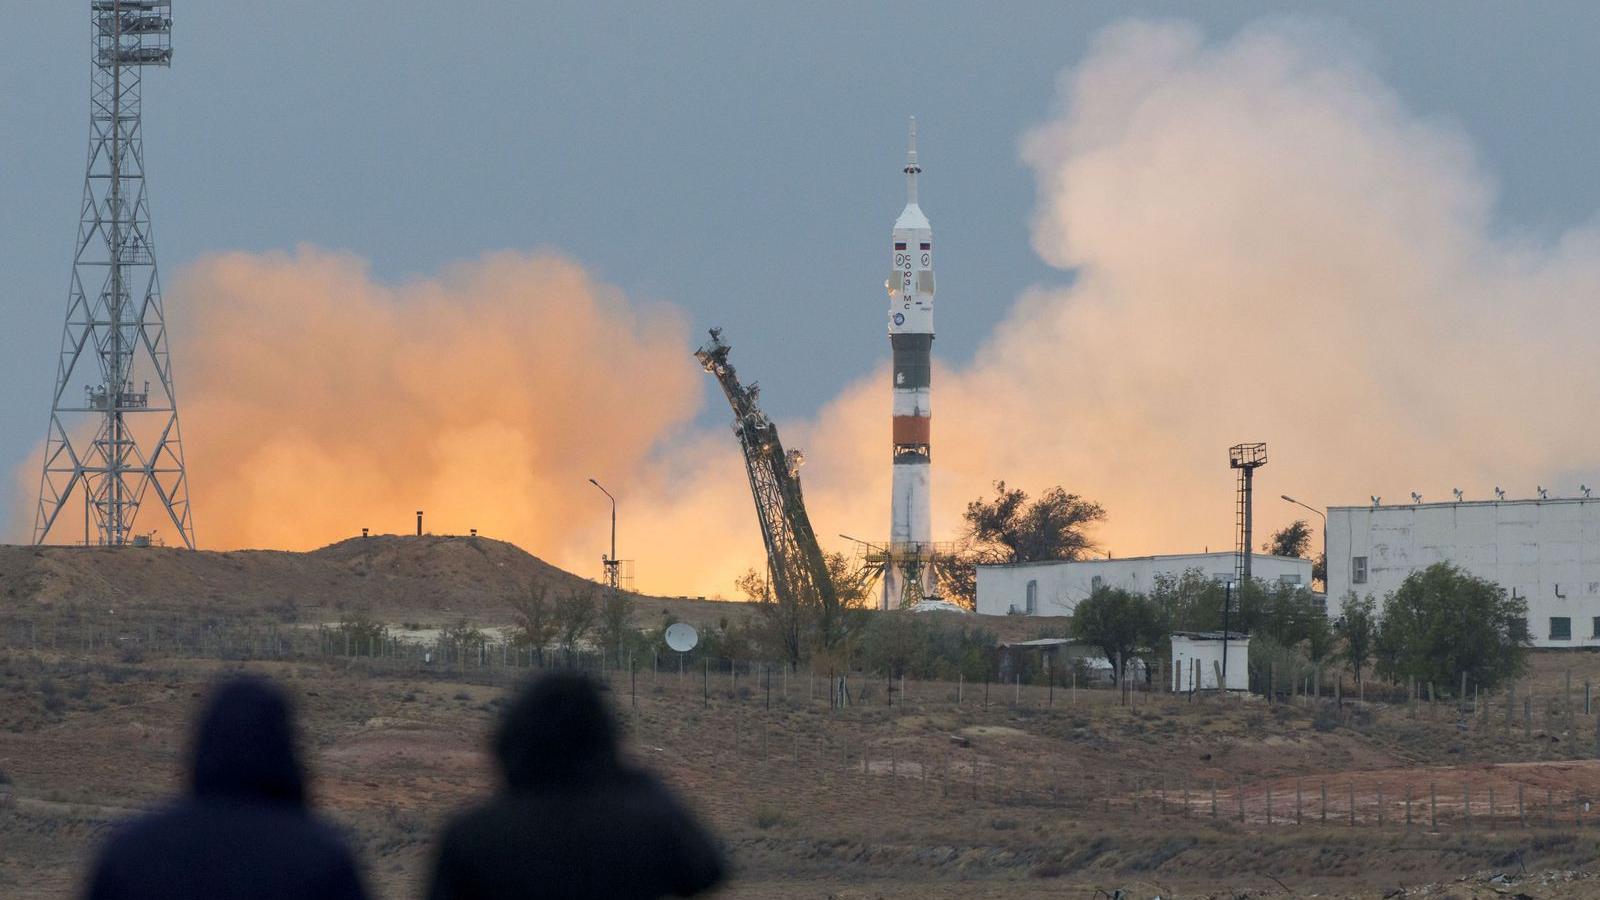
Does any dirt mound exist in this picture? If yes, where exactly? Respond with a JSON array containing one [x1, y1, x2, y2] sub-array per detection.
[[0, 535, 619, 625]]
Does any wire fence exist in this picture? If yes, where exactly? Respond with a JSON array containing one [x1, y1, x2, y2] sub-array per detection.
[[6, 615, 1600, 833]]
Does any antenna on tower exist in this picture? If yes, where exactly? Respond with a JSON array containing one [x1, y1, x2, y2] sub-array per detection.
[[34, 0, 192, 549]]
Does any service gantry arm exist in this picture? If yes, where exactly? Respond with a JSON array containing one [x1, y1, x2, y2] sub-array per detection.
[[695, 328, 842, 644]]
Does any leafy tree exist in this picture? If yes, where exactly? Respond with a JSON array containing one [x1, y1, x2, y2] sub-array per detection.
[[1071, 587, 1157, 683], [1266, 519, 1326, 589], [554, 588, 598, 663], [595, 590, 636, 668], [966, 481, 1105, 563], [940, 482, 1106, 606], [439, 617, 486, 664], [1303, 607, 1335, 664], [1335, 592, 1377, 688], [1148, 569, 1227, 633], [507, 582, 559, 664], [334, 612, 387, 657], [1374, 563, 1530, 694], [1264, 520, 1313, 558]]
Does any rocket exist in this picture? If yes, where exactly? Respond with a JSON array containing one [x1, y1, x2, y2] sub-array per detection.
[[883, 118, 935, 609]]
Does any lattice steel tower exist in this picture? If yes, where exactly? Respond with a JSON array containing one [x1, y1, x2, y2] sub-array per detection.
[[34, 1, 194, 549]]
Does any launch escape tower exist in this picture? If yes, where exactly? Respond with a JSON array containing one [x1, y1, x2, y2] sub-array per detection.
[[697, 329, 843, 642], [34, 1, 194, 549], [1229, 443, 1267, 586], [882, 118, 937, 609]]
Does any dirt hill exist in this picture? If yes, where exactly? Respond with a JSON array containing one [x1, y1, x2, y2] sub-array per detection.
[[0, 536, 1065, 641], [0, 535, 626, 625]]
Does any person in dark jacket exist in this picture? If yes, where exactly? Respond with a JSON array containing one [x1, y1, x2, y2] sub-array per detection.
[[427, 671, 725, 900], [83, 675, 367, 900]]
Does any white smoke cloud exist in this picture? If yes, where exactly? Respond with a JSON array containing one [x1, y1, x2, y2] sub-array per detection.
[[17, 18, 1600, 599]]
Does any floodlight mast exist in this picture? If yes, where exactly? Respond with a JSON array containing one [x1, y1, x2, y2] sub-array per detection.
[[34, 1, 192, 549], [1228, 443, 1267, 587]]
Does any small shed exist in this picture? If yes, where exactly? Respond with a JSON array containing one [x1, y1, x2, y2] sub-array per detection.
[[1169, 631, 1249, 692]]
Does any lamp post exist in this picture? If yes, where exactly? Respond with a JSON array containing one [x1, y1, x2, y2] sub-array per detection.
[[1281, 494, 1326, 594], [589, 478, 618, 590]]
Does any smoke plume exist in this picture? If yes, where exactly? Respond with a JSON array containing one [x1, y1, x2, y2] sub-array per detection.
[[16, 19, 1600, 598]]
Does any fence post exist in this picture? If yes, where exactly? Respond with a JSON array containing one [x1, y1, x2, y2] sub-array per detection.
[[1349, 783, 1356, 827], [1518, 784, 1525, 828], [1430, 782, 1437, 830], [1321, 781, 1328, 825], [1211, 781, 1218, 819], [1405, 784, 1413, 827], [1295, 780, 1302, 825]]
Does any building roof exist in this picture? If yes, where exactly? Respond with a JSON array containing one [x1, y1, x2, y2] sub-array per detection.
[[1171, 630, 1249, 642], [977, 552, 1309, 571], [997, 638, 1074, 649], [1329, 497, 1600, 512]]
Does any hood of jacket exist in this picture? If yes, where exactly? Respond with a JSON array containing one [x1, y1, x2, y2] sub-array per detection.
[[495, 672, 619, 790], [189, 675, 306, 805]]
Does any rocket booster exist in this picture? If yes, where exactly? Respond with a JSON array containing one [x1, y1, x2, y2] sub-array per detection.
[[884, 117, 934, 608]]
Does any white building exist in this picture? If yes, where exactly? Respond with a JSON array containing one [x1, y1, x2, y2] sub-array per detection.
[[1169, 632, 1250, 692], [1327, 497, 1600, 648], [975, 552, 1313, 618]]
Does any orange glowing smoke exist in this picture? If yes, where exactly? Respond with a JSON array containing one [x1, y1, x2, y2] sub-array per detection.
[[166, 248, 720, 583], [15, 19, 1600, 599]]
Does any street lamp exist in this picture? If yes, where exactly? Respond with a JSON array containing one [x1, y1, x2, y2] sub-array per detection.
[[1281, 494, 1327, 594], [588, 478, 618, 590]]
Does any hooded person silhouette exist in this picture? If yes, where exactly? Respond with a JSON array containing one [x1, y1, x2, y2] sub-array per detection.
[[82, 676, 367, 900], [426, 671, 725, 900]]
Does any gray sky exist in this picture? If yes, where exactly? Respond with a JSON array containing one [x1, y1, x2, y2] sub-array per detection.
[[4, 1, 1600, 533]]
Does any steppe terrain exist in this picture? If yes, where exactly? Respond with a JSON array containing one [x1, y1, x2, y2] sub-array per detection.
[[5, 537, 1600, 899]]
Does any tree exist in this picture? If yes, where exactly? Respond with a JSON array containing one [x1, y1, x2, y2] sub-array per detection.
[[965, 481, 1105, 563], [941, 481, 1107, 607], [595, 590, 636, 669], [1336, 592, 1377, 689], [439, 618, 486, 665], [1374, 563, 1530, 694], [554, 588, 598, 663], [1264, 520, 1313, 559], [507, 582, 559, 665], [1071, 587, 1158, 683]]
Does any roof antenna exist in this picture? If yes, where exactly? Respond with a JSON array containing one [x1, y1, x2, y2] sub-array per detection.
[[1494, 486, 1506, 500], [1452, 488, 1463, 502]]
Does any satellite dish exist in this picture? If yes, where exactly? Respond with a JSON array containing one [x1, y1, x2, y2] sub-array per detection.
[[665, 623, 699, 653]]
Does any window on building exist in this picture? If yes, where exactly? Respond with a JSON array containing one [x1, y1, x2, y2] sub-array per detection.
[[1592, 616, 1600, 639], [1279, 574, 1301, 586], [1091, 575, 1104, 592], [1551, 617, 1572, 641], [1025, 580, 1038, 615], [1352, 556, 1368, 585]]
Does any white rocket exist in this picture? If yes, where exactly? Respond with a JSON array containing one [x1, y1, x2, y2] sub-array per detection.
[[883, 118, 935, 609]]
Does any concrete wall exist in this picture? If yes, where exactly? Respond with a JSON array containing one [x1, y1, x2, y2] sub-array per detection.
[[1169, 635, 1249, 691], [975, 552, 1313, 617], [1327, 498, 1600, 648]]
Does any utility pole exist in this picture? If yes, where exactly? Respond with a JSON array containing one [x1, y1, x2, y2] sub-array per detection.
[[589, 478, 619, 589]]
